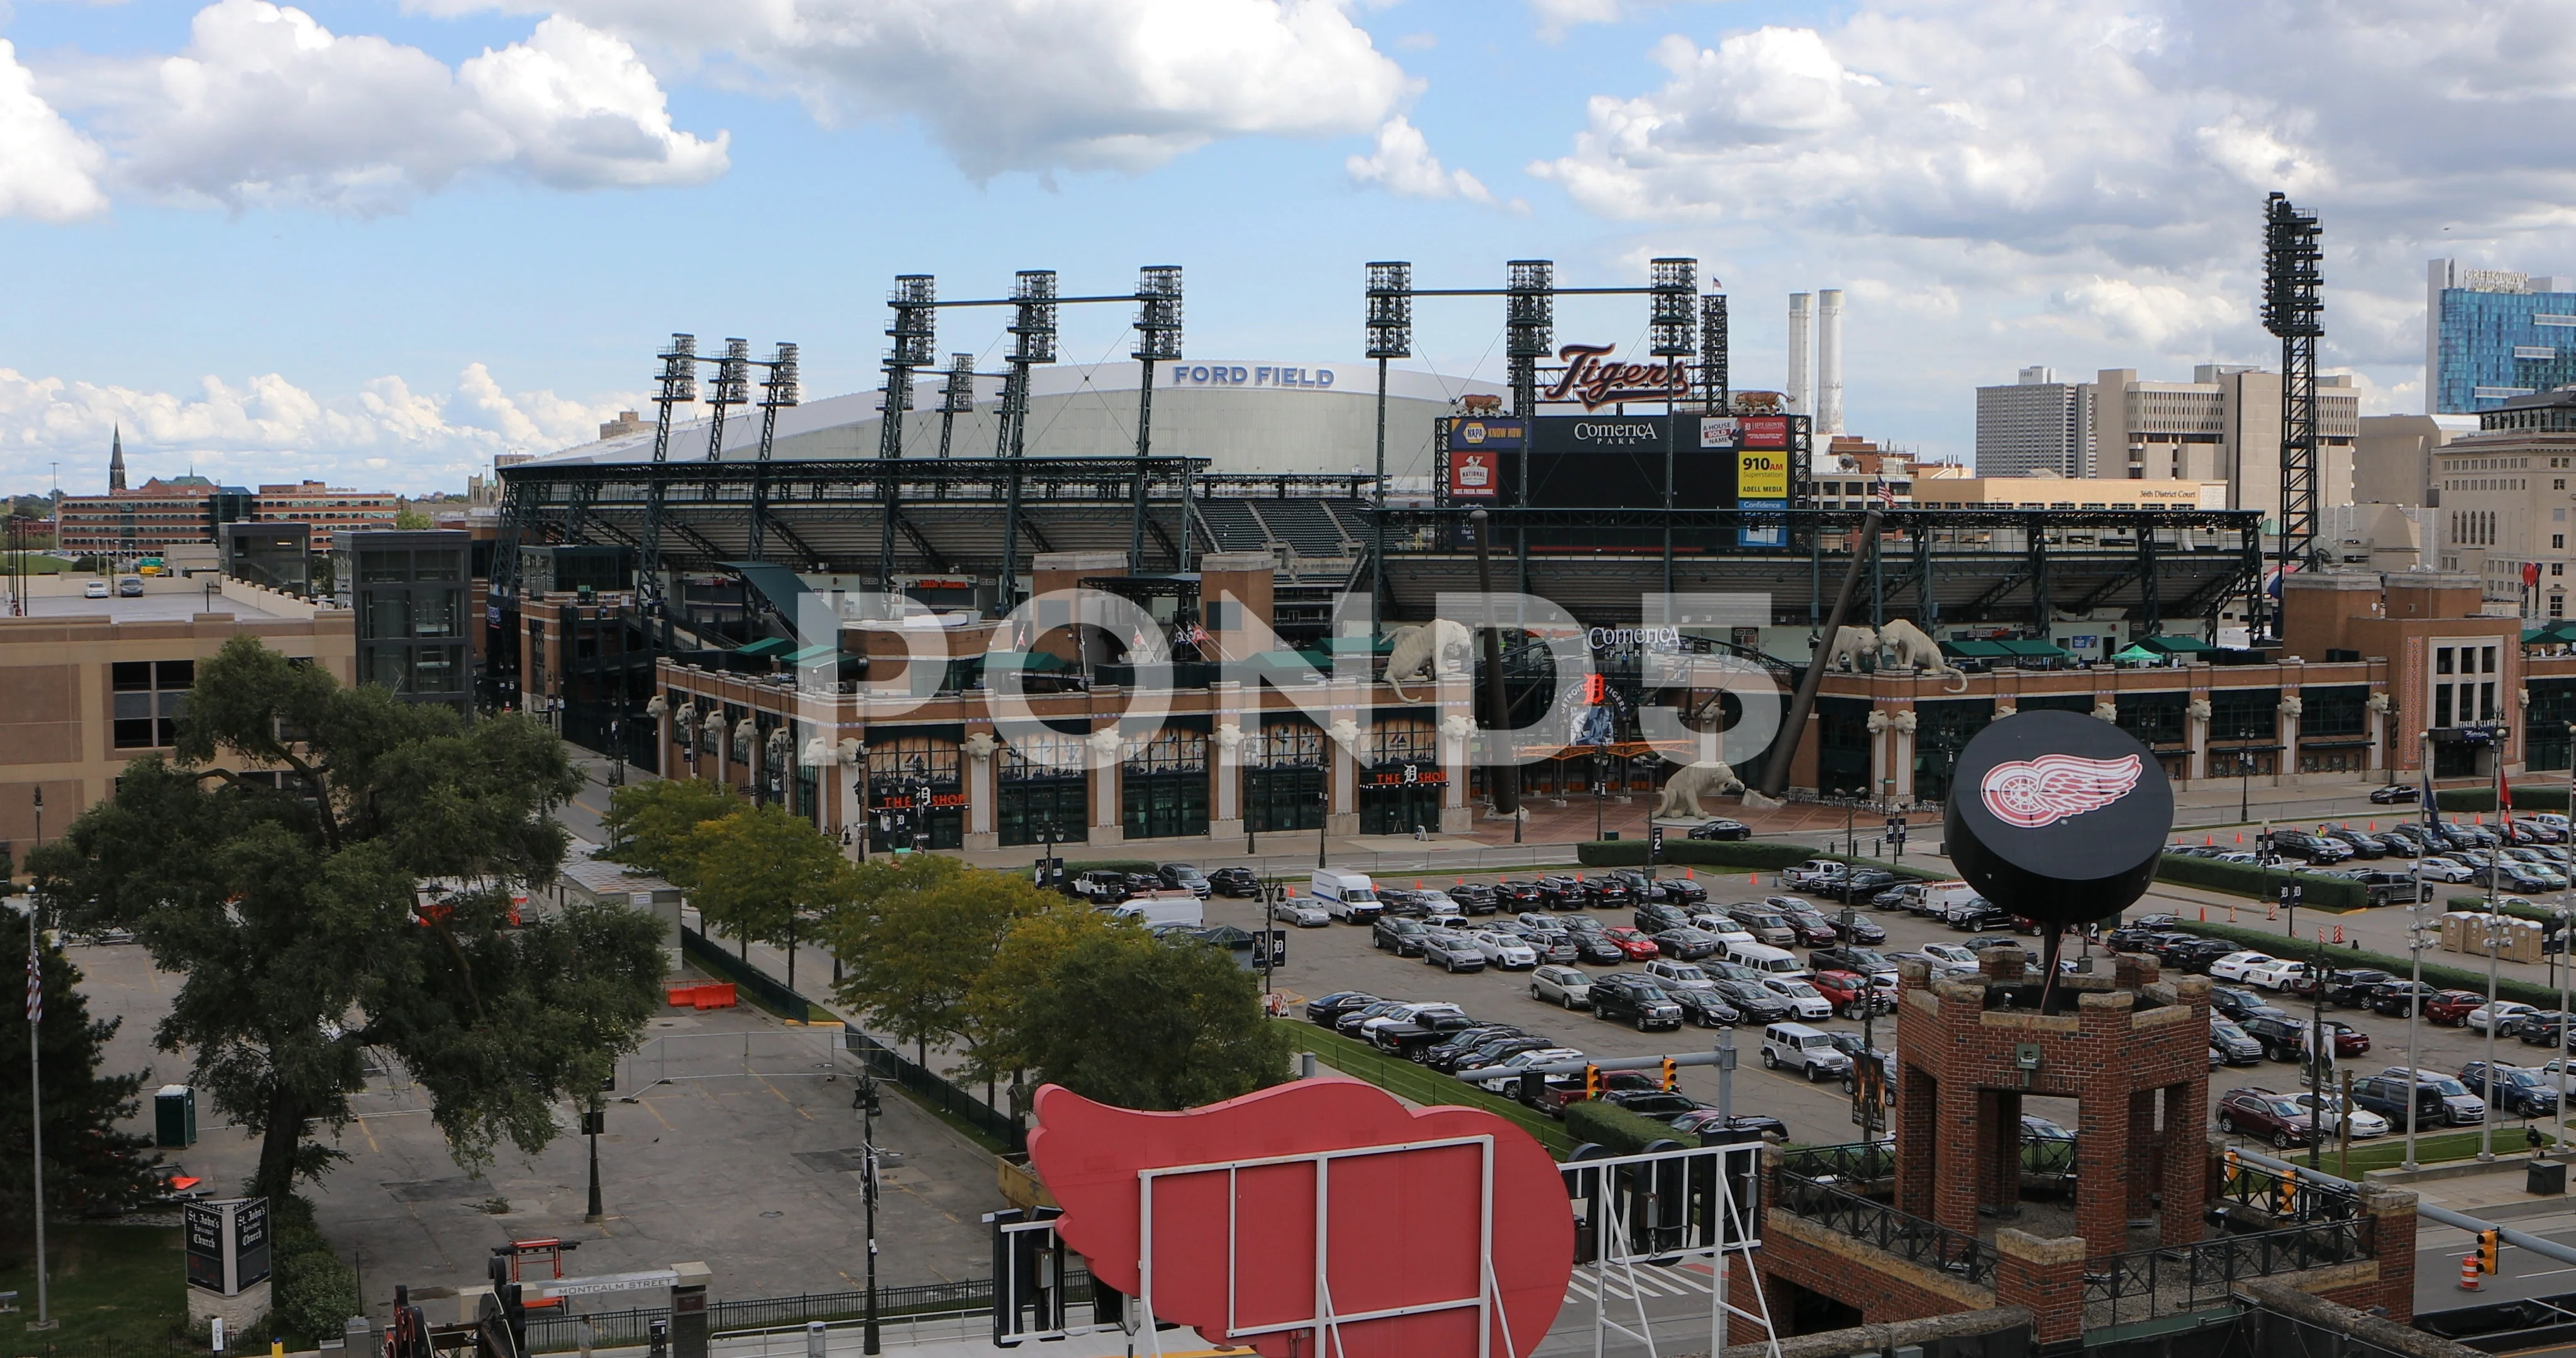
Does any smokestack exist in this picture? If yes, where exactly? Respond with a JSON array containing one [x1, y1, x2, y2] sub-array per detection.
[[1816, 289, 1843, 436], [1786, 293, 1813, 417]]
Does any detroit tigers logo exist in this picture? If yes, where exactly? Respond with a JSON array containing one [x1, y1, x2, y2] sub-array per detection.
[[1979, 752, 2143, 829]]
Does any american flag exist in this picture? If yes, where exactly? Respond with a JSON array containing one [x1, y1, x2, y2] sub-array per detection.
[[1875, 480, 1896, 508]]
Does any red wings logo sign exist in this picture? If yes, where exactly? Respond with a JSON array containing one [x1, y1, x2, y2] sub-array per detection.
[[1978, 752, 2142, 829]]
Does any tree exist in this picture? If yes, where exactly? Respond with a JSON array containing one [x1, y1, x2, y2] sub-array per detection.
[[1008, 931, 1290, 1112], [0, 864, 160, 1217], [391, 506, 435, 530], [829, 859, 1051, 1069], [28, 634, 667, 1201], [601, 778, 743, 888], [962, 901, 1134, 1092], [684, 805, 849, 986]]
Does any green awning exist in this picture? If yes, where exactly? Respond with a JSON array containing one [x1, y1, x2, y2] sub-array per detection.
[[1941, 639, 2011, 658], [2138, 634, 2214, 653], [987, 651, 1070, 672], [1996, 639, 2069, 659], [782, 643, 840, 665], [736, 637, 794, 658], [2111, 644, 2160, 663]]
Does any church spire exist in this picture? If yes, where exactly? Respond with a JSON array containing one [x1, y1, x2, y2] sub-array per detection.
[[109, 424, 126, 492]]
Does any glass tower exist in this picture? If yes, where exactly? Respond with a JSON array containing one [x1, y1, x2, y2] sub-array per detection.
[[2428, 258, 2576, 413]]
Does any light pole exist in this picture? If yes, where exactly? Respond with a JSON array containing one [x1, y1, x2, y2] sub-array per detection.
[[2238, 746, 2255, 824], [857, 1073, 883, 1354], [1316, 785, 1330, 869], [584, 1090, 604, 1222]]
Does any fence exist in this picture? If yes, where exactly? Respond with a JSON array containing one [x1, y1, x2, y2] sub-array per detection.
[[523, 1274, 1091, 1353], [845, 1029, 1025, 1153], [1770, 1165, 1996, 1286], [2211, 1153, 2364, 1224], [681, 925, 819, 1020], [2082, 1218, 2375, 1330]]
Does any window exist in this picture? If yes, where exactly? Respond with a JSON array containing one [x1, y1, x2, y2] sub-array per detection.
[[2437, 647, 2455, 676], [113, 656, 195, 748], [2556, 535, 2566, 550]]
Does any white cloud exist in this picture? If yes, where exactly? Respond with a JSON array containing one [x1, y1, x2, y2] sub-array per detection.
[[0, 39, 109, 221], [53, 1, 725, 213], [418, 0, 1411, 179], [1531, 0, 1624, 41], [1531, 0, 2576, 423], [0, 362, 630, 493], [1346, 116, 1493, 203]]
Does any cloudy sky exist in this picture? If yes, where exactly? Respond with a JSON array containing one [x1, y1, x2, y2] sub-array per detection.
[[2, 0, 2571, 495]]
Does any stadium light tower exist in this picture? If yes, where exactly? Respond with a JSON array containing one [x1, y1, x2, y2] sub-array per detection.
[[1651, 257, 1699, 596], [878, 276, 938, 598], [639, 333, 699, 641], [996, 270, 1058, 613], [1131, 265, 1184, 572], [938, 352, 975, 461], [1365, 262, 1413, 636], [1699, 293, 1730, 412], [745, 342, 799, 563], [701, 338, 752, 461], [2261, 192, 2324, 638]]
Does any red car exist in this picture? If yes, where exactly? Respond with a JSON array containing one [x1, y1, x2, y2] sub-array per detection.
[[2215, 1086, 2318, 1149], [2424, 991, 2488, 1026], [1601, 926, 1663, 960], [1809, 969, 1894, 1018]]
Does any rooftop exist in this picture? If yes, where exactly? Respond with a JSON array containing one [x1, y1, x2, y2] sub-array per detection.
[[19, 587, 305, 623]]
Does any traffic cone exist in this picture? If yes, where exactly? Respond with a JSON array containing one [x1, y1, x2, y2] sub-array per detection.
[[2236, 831, 2245, 844], [2199, 907, 2207, 922], [2461, 1256, 2484, 1291], [1685, 868, 1696, 880], [2370, 821, 2377, 832], [2229, 906, 2239, 923], [2206, 834, 2214, 846], [2334, 925, 2345, 944], [2268, 901, 2278, 920], [1748, 873, 1758, 885]]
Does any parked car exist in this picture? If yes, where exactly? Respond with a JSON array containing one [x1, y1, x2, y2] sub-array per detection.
[[1472, 1047, 1589, 1093], [2209, 1017, 2265, 1065], [1449, 883, 1502, 915], [2521, 1012, 2576, 1048], [2239, 1014, 2369, 1061], [1601, 1090, 1711, 1123], [1811, 969, 1895, 1018], [1723, 905, 1801, 947], [1430, 1032, 1546, 1075], [1492, 880, 1546, 911], [1713, 978, 1793, 1024], [1523, 1069, 1658, 1117], [1069, 869, 1136, 903], [1828, 869, 1902, 903], [1518, 929, 1582, 966], [2323, 830, 2389, 859], [1304, 991, 1380, 1025], [1948, 902, 2019, 932], [1784, 860, 1852, 892], [1645, 959, 1718, 990], [2293, 968, 2394, 1005], [1834, 912, 1890, 944], [2461, 1061, 2563, 1118], [1418, 930, 1487, 973], [1207, 866, 1261, 897], [2424, 991, 2489, 1025], [2377, 1067, 2488, 1125], [1467, 929, 1540, 970], [2215, 1087, 2319, 1148], [82, 578, 110, 599], [1811, 945, 1897, 980], [1272, 895, 1331, 927], [1537, 876, 1590, 910], [1585, 877, 1638, 910], [2269, 831, 2353, 865], [2209, 951, 2281, 983], [2240, 957, 2316, 991], [1371, 916, 1430, 956], [2414, 858, 2477, 883], [1759, 977, 1836, 1020], [1668, 985, 1745, 1029], [2349, 1074, 2450, 1129], [2286, 1091, 2391, 1139], [1651, 926, 1726, 961], [1652, 876, 1710, 906], [1529, 964, 1594, 1009], [2370, 981, 2441, 1018], [1669, 1108, 1790, 1143], [1600, 926, 1662, 960], [1688, 819, 1753, 841], [1760, 1022, 1853, 1082], [2468, 1002, 2542, 1036], [2369, 784, 2421, 804], [1635, 902, 1694, 934], [1590, 974, 1685, 1031], [2211, 987, 2290, 1026], [1158, 864, 1213, 898], [1370, 1011, 1481, 1061]]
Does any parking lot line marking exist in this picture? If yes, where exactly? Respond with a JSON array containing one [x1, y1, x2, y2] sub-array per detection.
[[355, 1115, 380, 1154], [640, 1096, 675, 1131]]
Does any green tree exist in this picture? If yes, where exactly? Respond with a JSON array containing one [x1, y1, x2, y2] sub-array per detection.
[[0, 864, 160, 1216], [684, 804, 849, 986], [391, 506, 435, 530], [28, 634, 667, 1201], [601, 778, 743, 888], [962, 901, 1135, 1091], [1009, 931, 1289, 1111], [829, 859, 1050, 1069]]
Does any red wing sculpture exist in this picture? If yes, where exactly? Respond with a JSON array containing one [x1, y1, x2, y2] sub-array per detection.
[[1028, 1078, 1573, 1358]]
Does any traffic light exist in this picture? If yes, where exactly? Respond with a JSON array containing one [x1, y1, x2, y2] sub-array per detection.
[[1583, 673, 1606, 705], [1660, 1057, 1678, 1091], [2275, 1166, 2299, 1215], [2480, 1228, 2501, 1275], [1584, 1064, 1603, 1098]]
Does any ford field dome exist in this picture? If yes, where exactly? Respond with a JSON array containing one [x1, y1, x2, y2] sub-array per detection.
[[533, 359, 1507, 485]]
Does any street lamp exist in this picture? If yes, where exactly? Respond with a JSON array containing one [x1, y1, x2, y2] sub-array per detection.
[[2236, 744, 2256, 823], [1591, 748, 1608, 843], [1316, 785, 1331, 869], [855, 1071, 885, 1354]]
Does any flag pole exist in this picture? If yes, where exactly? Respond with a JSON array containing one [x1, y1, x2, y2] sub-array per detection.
[[26, 897, 53, 1332]]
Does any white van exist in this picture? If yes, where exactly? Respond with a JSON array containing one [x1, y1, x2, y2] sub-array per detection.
[[1762, 1022, 1853, 1082], [1311, 869, 1382, 924], [1725, 940, 1807, 978], [1113, 897, 1206, 930], [1918, 882, 1980, 919]]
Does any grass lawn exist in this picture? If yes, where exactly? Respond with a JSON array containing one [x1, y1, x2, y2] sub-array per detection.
[[2329, 1125, 2560, 1176], [0, 1222, 189, 1355]]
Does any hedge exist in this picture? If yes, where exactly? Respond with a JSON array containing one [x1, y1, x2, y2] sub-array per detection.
[[2155, 853, 2372, 910], [1574, 838, 1943, 882], [267, 1195, 358, 1346], [1279, 1022, 1574, 1155], [2163, 917, 2572, 1008], [2438, 787, 2571, 813], [1564, 1096, 1685, 1154]]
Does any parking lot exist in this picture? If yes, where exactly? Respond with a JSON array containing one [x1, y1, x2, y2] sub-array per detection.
[[1208, 861, 2576, 1152]]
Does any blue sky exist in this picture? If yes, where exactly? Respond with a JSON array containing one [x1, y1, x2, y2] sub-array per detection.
[[3, 0, 2573, 496]]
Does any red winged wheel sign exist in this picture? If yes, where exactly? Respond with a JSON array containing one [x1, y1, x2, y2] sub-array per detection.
[[1027, 1078, 1574, 1358]]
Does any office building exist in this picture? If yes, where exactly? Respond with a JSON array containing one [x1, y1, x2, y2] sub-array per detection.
[[2426, 259, 2576, 414], [220, 522, 313, 596], [255, 481, 399, 548], [2423, 385, 2576, 614], [1974, 367, 2094, 477], [0, 575, 354, 851], [2352, 414, 2450, 507], [58, 477, 255, 559], [331, 529, 474, 719], [2085, 366, 2357, 520]]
